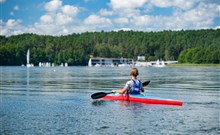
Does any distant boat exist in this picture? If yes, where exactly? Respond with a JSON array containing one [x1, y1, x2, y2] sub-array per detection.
[[152, 59, 166, 67], [26, 49, 34, 67], [118, 63, 131, 67], [65, 62, 68, 67]]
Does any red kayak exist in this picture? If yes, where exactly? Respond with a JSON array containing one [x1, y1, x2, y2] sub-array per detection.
[[101, 93, 183, 106]]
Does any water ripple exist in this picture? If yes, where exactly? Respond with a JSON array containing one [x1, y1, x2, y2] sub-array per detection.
[[0, 66, 219, 135]]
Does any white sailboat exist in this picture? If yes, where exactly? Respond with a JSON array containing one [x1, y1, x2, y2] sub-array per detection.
[[26, 49, 34, 67]]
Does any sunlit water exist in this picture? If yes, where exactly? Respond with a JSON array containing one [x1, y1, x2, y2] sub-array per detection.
[[0, 66, 219, 134]]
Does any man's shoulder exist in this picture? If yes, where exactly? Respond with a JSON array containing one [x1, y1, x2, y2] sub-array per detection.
[[125, 80, 133, 86], [126, 80, 133, 84]]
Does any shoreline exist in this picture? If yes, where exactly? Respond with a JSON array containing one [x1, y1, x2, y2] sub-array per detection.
[[167, 63, 220, 67], [0, 63, 220, 67]]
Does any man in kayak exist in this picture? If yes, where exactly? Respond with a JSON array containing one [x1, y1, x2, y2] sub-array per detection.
[[112, 68, 144, 94]]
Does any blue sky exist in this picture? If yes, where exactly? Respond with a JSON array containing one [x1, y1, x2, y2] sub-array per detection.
[[0, 0, 219, 36]]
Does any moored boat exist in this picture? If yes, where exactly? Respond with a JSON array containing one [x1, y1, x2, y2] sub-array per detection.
[[151, 59, 166, 67], [101, 93, 183, 106]]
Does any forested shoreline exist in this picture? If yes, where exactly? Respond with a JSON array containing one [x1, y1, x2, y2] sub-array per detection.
[[0, 29, 219, 66]]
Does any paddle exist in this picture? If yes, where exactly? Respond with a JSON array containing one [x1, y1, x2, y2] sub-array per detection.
[[91, 80, 150, 99], [142, 80, 151, 87]]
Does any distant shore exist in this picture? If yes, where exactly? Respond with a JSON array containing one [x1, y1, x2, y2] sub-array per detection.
[[167, 63, 220, 67]]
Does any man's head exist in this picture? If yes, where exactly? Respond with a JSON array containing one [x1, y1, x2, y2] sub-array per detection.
[[130, 68, 139, 77]]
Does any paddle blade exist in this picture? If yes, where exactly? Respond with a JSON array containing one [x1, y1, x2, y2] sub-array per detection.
[[142, 81, 150, 87], [91, 92, 108, 99]]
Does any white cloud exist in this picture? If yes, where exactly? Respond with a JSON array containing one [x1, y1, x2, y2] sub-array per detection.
[[6, 19, 21, 28], [61, 5, 79, 16], [109, 0, 148, 9], [40, 14, 54, 24], [129, 2, 220, 31], [36, 13, 75, 35], [131, 15, 153, 27], [99, 9, 113, 16], [174, 2, 220, 29], [150, 0, 197, 10], [55, 13, 73, 25], [32, 0, 80, 35], [0, 19, 24, 36], [114, 28, 132, 32], [39, 11, 76, 26], [11, 30, 24, 35], [84, 14, 112, 28], [121, 8, 142, 18], [33, 22, 57, 35], [0, 28, 7, 35], [108, 0, 147, 17], [2, 0, 219, 36], [114, 17, 129, 25], [13, 5, 20, 10], [10, 12, 14, 16], [0, 20, 7, 35], [215, 26, 220, 29], [0, 0, 6, 3], [44, 0, 62, 12], [1, 0, 82, 36], [61, 27, 69, 34]]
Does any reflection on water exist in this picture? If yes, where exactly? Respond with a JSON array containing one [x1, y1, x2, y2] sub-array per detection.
[[92, 100, 107, 106], [27, 68, 29, 86], [26, 69, 29, 96], [0, 66, 219, 134]]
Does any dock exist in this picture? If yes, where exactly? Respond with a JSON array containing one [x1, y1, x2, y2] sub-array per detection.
[[88, 57, 178, 67]]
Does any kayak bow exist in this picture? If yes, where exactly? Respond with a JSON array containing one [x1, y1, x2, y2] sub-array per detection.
[[101, 93, 183, 106]]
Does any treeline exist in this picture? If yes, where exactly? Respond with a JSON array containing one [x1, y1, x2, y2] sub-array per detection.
[[0, 29, 219, 66]]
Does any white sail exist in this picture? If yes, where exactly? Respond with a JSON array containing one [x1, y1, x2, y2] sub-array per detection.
[[161, 60, 165, 66], [88, 58, 92, 67], [27, 49, 30, 64], [26, 49, 34, 67], [156, 59, 160, 65]]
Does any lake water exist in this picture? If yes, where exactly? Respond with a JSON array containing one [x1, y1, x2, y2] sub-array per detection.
[[0, 66, 219, 135]]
